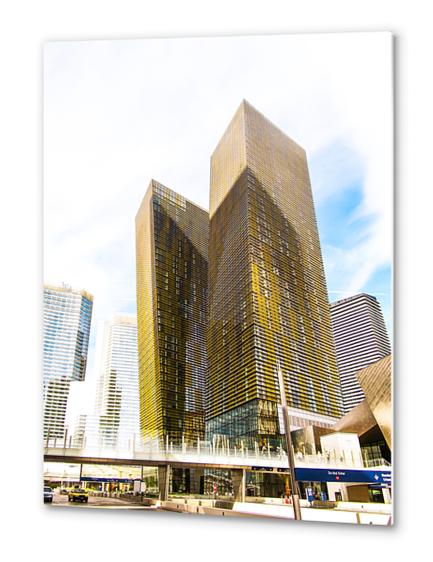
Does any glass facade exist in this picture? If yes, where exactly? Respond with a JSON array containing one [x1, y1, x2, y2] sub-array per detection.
[[361, 441, 391, 465], [135, 180, 208, 445], [245, 471, 288, 499], [94, 314, 139, 449], [206, 399, 281, 449], [43, 284, 93, 438], [207, 101, 343, 443]]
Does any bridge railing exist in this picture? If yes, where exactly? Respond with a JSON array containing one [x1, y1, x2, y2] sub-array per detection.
[[44, 435, 288, 463], [44, 429, 289, 458], [44, 430, 391, 471]]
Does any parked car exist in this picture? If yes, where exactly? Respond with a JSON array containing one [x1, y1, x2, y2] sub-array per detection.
[[44, 486, 54, 503], [59, 488, 69, 495], [68, 488, 89, 503]]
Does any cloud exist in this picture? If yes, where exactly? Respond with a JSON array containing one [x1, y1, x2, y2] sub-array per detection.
[[44, 33, 393, 387]]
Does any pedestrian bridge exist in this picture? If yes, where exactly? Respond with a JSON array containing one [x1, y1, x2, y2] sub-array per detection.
[[44, 439, 391, 502], [44, 442, 289, 470], [44, 439, 390, 473]]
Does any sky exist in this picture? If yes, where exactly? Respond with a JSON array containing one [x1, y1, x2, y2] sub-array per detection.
[[44, 32, 393, 419]]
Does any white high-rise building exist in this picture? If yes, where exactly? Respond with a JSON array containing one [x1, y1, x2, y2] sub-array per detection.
[[43, 284, 93, 439], [330, 293, 391, 414], [94, 314, 140, 449]]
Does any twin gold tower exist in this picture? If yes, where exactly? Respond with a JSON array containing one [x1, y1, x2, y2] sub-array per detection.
[[135, 100, 343, 449]]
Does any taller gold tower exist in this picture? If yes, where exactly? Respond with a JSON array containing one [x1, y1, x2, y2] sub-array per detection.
[[136, 180, 208, 445], [207, 101, 343, 445]]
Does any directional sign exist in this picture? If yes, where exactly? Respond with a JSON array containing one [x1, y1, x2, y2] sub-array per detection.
[[294, 468, 392, 484], [81, 477, 138, 483]]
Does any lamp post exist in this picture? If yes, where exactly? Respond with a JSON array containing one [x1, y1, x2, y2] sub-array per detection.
[[277, 359, 302, 520]]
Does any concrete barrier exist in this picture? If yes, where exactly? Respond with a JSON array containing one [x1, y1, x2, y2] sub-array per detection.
[[233, 502, 295, 519], [335, 502, 392, 514], [200, 506, 260, 517], [157, 498, 391, 524], [160, 501, 188, 512]]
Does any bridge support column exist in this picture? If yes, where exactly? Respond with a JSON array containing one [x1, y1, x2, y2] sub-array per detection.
[[231, 469, 245, 503], [382, 486, 392, 504], [189, 468, 204, 495], [158, 465, 170, 501]]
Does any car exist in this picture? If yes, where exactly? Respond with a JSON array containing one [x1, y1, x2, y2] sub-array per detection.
[[68, 488, 89, 503], [59, 488, 69, 495], [44, 486, 54, 503]]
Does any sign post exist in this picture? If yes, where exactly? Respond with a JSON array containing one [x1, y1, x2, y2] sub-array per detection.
[[277, 359, 301, 521]]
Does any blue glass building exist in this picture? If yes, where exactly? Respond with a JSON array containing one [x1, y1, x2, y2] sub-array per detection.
[[43, 284, 93, 439]]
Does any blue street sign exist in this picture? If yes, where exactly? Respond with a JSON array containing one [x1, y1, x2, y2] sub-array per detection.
[[81, 477, 139, 483], [294, 468, 392, 485]]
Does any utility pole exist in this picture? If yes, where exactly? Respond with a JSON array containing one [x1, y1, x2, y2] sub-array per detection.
[[277, 359, 302, 521]]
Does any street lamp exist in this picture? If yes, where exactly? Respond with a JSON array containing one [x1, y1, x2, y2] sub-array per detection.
[[277, 359, 302, 521]]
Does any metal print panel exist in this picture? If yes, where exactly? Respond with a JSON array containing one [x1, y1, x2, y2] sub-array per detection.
[[43, 32, 393, 525]]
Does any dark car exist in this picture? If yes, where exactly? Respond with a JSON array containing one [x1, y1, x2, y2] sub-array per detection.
[[44, 486, 54, 503], [68, 488, 89, 503]]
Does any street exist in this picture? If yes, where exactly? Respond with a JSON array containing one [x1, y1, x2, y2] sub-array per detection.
[[46, 490, 391, 524], [47, 489, 158, 510]]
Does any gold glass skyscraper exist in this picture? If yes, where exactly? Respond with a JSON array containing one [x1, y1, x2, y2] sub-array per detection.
[[136, 180, 208, 445], [207, 101, 343, 445]]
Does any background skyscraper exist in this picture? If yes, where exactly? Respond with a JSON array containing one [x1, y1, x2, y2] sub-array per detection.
[[135, 180, 208, 445], [94, 314, 140, 449], [43, 284, 93, 439], [207, 100, 343, 446], [330, 293, 391, 414]]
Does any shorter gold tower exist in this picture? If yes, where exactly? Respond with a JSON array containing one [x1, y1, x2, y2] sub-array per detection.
[[135, 180, 208, 445]]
